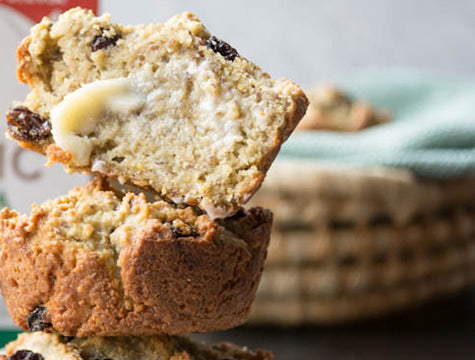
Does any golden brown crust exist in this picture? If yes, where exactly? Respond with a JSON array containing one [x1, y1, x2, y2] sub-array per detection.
[[255, 87, 309, 184], [0, 181, 272, 336], [284, 89, 310, 139], [17, 36, 32, 85], [45, 144, 73, 166]]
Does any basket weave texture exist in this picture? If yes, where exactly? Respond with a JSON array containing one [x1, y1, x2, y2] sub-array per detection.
[[247, 161, 475, 324]]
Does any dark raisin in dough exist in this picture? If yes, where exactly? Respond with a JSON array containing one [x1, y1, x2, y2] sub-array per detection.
[[205, 36, 239, 61], [167, 223, 199, 238], [6, 106, 51, 143], [91, 29, 121, 51], [9, 350, 44, 360], [27, 306, 52, 332]]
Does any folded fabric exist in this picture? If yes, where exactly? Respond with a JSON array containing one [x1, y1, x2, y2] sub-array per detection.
[[279, 70, 475, 179]]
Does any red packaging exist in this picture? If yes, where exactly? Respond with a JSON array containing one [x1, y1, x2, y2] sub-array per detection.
[[0, 0, 97, 22], [0, 0, 99, 329]]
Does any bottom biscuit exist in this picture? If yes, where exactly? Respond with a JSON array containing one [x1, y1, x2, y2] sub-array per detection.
[[2, 332, 272, 360], [0, 178, 272, 336]]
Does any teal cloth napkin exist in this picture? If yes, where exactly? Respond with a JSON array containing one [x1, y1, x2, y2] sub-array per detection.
[[279, 70, 475, 179], [0, 330, 20, 348]]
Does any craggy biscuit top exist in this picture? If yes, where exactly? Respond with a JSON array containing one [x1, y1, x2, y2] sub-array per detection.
[[8, 7, 308, 218], [0, 178, 272, 335], [0, 177, 244, 272]]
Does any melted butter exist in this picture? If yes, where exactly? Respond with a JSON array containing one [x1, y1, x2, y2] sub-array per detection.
[[51, 78, 144, 166]]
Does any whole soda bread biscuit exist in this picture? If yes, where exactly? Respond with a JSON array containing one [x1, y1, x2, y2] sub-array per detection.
[[297, 85, 389, 131], [7, 7, 308, 219], [3, 332, 273, 360], [0, 178, 272, 336]]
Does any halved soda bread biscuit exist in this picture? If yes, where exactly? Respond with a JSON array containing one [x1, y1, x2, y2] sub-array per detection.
[[0, 178, 272, 336], [2, 332, 273, 360], [7, 7, 308, 218]]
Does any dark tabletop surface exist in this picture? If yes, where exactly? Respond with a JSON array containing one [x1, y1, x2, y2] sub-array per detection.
[[194, 290, 475, 360]]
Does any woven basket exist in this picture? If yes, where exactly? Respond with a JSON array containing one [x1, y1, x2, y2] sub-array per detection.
[[247, 161, 475, 324]]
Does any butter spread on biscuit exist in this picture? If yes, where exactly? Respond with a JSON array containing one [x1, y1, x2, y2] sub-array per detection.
[[51, 78, 144, 166]]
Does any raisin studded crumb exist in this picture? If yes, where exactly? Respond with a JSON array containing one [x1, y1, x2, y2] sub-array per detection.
[[12, 8, 307, 218]]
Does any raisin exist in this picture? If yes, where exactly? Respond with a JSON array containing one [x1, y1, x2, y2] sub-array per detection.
[[91, 29, 121, 52], [167, 223, 199, 238], [27, 306, 52, 332], [205, 36, 239, 61], [6, 106, 51, 143], [8, 350, 44, 360], [111, 156, 125, 163]]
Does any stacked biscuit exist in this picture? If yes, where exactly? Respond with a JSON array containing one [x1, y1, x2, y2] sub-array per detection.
[[0, 8, 307, 360]]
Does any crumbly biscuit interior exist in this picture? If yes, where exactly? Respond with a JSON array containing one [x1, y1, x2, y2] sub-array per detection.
[[19, 8, 302, 218]]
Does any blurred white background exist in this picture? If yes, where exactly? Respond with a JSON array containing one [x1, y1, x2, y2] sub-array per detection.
[[102, 0, 475, 85]]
